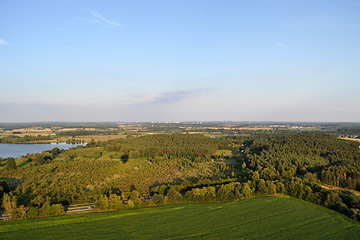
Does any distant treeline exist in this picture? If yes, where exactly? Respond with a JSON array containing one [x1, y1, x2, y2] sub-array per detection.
[[0, 122, 119, 131], [0, 135, 52, 143], [56, 130, 118, 137], [336, 128, 360, 136]]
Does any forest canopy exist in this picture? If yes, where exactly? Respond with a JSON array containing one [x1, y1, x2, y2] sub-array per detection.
[[1, 132, 360, 220]]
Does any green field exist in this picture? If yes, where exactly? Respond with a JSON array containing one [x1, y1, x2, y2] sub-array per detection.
[[1, 196, 360, 239]]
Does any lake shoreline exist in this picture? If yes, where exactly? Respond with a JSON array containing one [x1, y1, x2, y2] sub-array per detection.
[[0, 143, 87, 159]]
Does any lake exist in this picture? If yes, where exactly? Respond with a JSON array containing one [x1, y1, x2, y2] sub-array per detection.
[[0, 143, 86, 159]]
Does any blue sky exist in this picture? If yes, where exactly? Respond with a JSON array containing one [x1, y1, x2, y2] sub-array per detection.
[[0, 0, 359, 122]]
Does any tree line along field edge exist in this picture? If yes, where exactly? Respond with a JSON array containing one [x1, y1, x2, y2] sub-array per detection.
[[1, 196, 360, 240]]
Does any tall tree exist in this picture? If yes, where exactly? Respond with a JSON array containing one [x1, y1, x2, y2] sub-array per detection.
[[2, 193, 18, 219], [6, 157, 16, 169]]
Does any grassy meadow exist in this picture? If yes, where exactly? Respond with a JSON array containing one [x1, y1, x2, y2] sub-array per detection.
[[1, 196, 360, 239]]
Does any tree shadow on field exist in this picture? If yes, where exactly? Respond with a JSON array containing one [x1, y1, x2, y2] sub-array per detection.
[[1, 177, 24, 188], [121, 155, 129, 163]]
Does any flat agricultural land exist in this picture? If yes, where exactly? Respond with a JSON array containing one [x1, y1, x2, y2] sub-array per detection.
[[1, 196, 360, 239]]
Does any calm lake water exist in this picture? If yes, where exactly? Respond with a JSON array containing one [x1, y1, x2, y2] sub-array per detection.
[[0, 143, 86, 159]]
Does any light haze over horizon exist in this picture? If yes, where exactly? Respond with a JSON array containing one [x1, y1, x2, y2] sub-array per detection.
[[1, 0, 359, 123]]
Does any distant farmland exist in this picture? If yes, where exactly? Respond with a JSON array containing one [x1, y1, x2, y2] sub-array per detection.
[[1, 196, 360, 239]]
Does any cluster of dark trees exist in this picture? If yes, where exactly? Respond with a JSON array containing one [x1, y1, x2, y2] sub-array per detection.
[[21, 147, 64, 165], [64, 139, 85, 144], [0, 180, 10, 199], [2, 193, 64, 219], [5, 158, 16, 169], [233, 133, 360, 190], [1, 132, 360, 221]]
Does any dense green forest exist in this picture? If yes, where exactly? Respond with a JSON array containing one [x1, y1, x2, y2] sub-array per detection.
[[1, 133, 360, 220]]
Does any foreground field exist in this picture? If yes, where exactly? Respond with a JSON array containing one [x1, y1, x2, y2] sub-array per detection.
[[1, 196, 360, 240]]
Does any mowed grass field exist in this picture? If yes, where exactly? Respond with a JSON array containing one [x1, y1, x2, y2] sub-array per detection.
[[1, 196, 360, 240]]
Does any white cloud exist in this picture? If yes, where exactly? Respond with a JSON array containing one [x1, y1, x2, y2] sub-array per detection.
[[78, 10, 121, 27], [0, 39, 8, 45], [89, 11, 121, 27], [276, 43, 285, 48]]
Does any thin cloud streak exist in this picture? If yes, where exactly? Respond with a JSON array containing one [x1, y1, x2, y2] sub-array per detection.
[[78, 11, 121, 27], [89, 11, 121, 27], [125, 90, 203, 111], [0, 39, 8, 45], [149, 91, 195, 105]]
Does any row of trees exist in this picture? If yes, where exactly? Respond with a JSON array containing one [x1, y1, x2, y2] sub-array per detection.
[[93, 176, 360, 221], [57, 130, 118, 137], [0, 135, 52, 143], [4, 175, 359, 221], [2, 194, 64, 219]]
